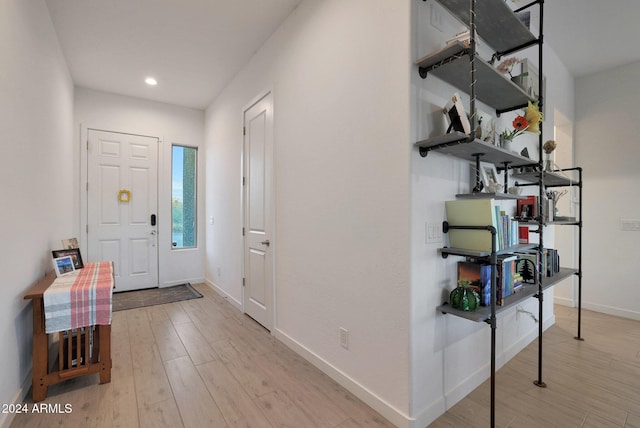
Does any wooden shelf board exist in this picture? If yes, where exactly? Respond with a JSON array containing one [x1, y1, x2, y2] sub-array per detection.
[[455, 192, 528, 200], [437, 267, 578, 322], [435, 0, 537, 53], [512, 171, 576, 187], [417, 48, 535, 112], [440, 244, 537, 259], [415, 136, 537, 168]]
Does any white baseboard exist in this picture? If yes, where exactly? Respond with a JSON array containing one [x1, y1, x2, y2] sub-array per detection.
[[160, 277, 205, 288], [274, 327, 414, 428], [1, 373, 32, 428], [411, 397, 446, 428], [411, 313, 556, 427], [204, 278, 242, 311], [583, 301, 640, 321], [554, 296, 574, 307]]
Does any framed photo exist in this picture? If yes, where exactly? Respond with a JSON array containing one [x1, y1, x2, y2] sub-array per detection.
[[53, 256, 76, 277], [521, 59, 546, 104], [61, 238, 79, 249], [443, 92, 472, 135], [52, 248, 84, 269], [479, 161, 500, 190]]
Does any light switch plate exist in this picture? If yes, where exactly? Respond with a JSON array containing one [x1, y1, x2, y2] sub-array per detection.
[[426, 221, 443, 244], [621, 219, 640, 231]]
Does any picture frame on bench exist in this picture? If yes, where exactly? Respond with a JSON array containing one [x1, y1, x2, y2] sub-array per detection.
[[53, 256, 75, 277], [52, 248, 84, 269]]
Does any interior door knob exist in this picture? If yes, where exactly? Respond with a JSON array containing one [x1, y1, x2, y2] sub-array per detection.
[[261, 240, 270, 246]]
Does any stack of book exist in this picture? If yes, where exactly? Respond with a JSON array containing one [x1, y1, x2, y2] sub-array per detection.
[[445, 199, 519, 252], [457, 258, 525, 307]]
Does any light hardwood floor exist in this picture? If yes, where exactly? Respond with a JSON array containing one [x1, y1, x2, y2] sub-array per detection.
[[11, 284, 394, 428], [429, 304, 640, 428], [12, 289, 640, 428]]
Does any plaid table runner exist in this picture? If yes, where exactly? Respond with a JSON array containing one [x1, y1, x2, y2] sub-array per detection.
[[43, 261, 114, 333]]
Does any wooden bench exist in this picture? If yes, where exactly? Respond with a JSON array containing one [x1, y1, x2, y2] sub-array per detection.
[[23, 264, 113, 402]]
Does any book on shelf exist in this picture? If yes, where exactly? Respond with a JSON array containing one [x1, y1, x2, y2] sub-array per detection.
[[518, 226, 529, 244], [445, 199, 498, 252], [445, 199, 519, 252], [514, 249, 561, 282], [497, 255, 517, 305], [457, 261, 491, 306]]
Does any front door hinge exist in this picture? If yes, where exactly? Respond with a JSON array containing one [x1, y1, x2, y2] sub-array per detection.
[[242, 176, 246, 186], [242, 227, 245, 236], [242, 277, 245, 287], [86, 224, 89, 234], [243, 126, 246, 136]]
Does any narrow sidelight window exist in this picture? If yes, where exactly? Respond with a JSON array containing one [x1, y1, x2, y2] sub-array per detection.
[[172, 145, 197, 249]]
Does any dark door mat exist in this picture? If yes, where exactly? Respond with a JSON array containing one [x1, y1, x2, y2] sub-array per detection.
[[112, 283, 203, 312]]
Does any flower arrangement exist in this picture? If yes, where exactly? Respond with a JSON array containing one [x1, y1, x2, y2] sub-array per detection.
[[524, 101, 543, 134], [500, 115, 529, 141], [543, 139, 557, 154], [497, 57, 522, 78], [500, 101, 544, 142]]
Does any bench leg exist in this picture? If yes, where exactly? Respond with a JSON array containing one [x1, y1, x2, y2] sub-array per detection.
[[98, 324, 112, 384]]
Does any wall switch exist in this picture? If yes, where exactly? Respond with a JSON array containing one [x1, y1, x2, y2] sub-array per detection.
[[425, 221, 443, 244], [621, 219, 640, 231], [339, 327, 349, 350]]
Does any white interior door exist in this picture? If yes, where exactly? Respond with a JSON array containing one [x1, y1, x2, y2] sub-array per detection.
[[87, 129, 159, 292], [243, 93, 274, 330]]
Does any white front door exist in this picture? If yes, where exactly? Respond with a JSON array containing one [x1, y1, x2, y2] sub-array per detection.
[[87, 129, 159, 292], [243, 93, 274, 330]]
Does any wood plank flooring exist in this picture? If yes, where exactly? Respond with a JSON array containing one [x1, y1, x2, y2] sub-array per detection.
[[11, 288, 640, 428], [429, 304, 640, 428], [11, 284, 394, 428]]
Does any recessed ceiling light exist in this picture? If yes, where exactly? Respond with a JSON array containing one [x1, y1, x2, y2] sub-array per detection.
[[145, 77, 158, 86]]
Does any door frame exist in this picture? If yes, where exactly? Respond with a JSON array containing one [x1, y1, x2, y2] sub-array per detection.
[[241, 90, 276, 332], [80, 126, 162, 286]]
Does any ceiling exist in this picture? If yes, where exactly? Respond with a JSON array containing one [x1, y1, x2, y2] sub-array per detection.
[[544, 0, 640, 78], [45, 0, 303, 110], [45, 0, 640, 110]]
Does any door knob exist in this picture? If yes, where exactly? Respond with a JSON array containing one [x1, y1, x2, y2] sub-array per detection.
[[261, 240, 270, 246]]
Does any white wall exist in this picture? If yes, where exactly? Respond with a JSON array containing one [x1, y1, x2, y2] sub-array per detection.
[[410, 2, 576, 426], [575, 61, 640, 320], [74, 88, 205, 287], [205, 0, 413, 424], [0, 0, 74, 425]]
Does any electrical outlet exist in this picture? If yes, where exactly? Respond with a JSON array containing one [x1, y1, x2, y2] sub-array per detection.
[[339, 327, 349, 350]]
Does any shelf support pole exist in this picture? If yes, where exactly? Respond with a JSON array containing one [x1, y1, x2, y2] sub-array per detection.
[[489, 222, 497, 428], [468, 0, 477, 141], [575, 167, 584, 340], [533, 0, 547, 390]]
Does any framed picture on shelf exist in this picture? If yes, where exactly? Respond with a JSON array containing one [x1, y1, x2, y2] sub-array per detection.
[[443, 92, 471, 135], [53, 256, 75, 278], [521, 59, 546, 105], [52, 248, 84, 269], [479, 161, 500, 191], [61, 237, 79, 249]]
